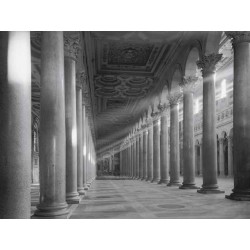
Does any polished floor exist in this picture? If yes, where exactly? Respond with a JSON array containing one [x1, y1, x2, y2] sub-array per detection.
[[68, 176, 250, 219]]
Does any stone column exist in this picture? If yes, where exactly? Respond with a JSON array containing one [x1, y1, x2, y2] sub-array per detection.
[[139, 130, 144, 180], [218, 138, 225, 177], [136, 134, 140, 179], [133, 137, 137, 178], [147, 122, 154, 182], [34, 32, 68, 218], [227, 135, 233, 177], [167, 93, 182, 186], [142, 127, 148, 180], [197, 53, 224, 194], [64, 34, 80, 203], [128, 142, 131, 177], [158, 104, 170, 184], [225, 32, 250, 200], [180, 77, 199, 189], [152, 113, 161, 183], [0, 32, 31, 218], [130, 139, 134, 178], [199, 142, 203, 176], [82, 104, 88, 190], [76, 79, 85, 195]]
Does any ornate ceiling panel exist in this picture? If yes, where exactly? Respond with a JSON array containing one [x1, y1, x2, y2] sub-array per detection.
[[83, 32, 184, 153]]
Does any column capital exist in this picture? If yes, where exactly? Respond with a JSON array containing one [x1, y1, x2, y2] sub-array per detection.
[[157, 102, 168, 114], [180, 76, 198, 93], [196, 53, 222, 76], [226, 31, 250, 45], [167, 92, 182, 106], [64, 35, 80, 61]]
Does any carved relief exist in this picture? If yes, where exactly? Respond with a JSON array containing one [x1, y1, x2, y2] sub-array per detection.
[[196, 53, 222, 76]]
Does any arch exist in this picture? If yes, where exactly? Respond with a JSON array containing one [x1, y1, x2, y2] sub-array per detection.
[[184, 46, 200, 77], [170, 64, 183, 93]]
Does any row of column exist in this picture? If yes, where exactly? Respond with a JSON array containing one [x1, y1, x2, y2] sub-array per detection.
[[0, 31, 97, 218], [121, 32, 250, 200]]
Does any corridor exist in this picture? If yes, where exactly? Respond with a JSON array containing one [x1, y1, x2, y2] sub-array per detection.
[[68, 177, 250, 219]]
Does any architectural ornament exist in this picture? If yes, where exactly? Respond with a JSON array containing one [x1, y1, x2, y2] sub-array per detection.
[[225, 31, 250, 45], [196, 53, 222, 76], [64, 35, 80, 61], [180, 76, 198, 93], [167, 91, 182, 106]]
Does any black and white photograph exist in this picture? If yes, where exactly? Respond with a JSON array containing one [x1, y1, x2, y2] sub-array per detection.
[[0, 1, 248, 250]]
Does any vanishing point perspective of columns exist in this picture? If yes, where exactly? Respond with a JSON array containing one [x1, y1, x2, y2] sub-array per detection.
[[0, 31, 97, 219], [120, 32, 250, 201]]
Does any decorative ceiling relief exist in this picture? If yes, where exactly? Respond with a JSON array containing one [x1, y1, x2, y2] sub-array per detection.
[[94, 75, 154, 98]]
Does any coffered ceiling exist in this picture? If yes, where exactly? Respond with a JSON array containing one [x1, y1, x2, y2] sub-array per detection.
[[83, 31, 184, 152]]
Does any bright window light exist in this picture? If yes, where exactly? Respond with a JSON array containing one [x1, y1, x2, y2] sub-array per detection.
[[194, 99, 199, 114], [221, 79, 227, 98]]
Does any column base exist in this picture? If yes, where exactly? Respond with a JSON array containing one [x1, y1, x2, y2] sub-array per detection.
[[66, 192, 80, 204], [159, 179, 170, 185], [33, 202, 69, 219], [77, 188, 86, 195], [226, 189, 250, 201], [167, 181, 181, 187], [197, 188, 224, 194], [83, 185, 89, 191], [152, 179, 160, 183], [179, 184, 200, 189]]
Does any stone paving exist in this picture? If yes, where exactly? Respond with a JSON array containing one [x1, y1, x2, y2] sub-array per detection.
[[69, 176, 250, 219]]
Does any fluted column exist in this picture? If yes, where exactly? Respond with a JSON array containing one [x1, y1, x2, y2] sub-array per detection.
[[180, 76, 199, 189], [64, 34, 80, 203], [76, 80, 85, 195], [225, 32, 250, 200], [219, 138, 225, 176], [152, 113, 161, 183], [34, 32, 68, 218], [228, 135, 233, 177], [147, 122, 153, 182], [142, 126, 148, 180], [167, 93, 182, 186], [197, 53, 224, 194], [139, 130, 144, 180], [0, 32, 31, 218], [158, 104, 169, 184]]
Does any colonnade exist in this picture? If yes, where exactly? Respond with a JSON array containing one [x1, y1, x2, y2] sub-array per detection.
[[0, 31, 97, 219], [120, 32, 250, 201]]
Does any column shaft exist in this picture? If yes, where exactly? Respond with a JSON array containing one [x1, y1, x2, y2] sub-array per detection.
[[139, 132, 144, 179], [226, 33, 250, 200], [64, 51, 80, 204], [160, 112, 169, 184], [136, 136, 140, 179], [147, 125, 153, 181], [76, 85, 85, 195], [180, 91, 198, 189], [82, 105, 88, 190], [0, 32, 31, 218], [34, 32, 68, 218], [143, 130, 148, 180], [228, 136, 233, 177], [168, 104, 181, 186], [153, 119, 161, 183]]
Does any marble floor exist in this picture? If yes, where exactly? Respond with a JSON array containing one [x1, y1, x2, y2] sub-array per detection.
[[69, 176, 250, 219]]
